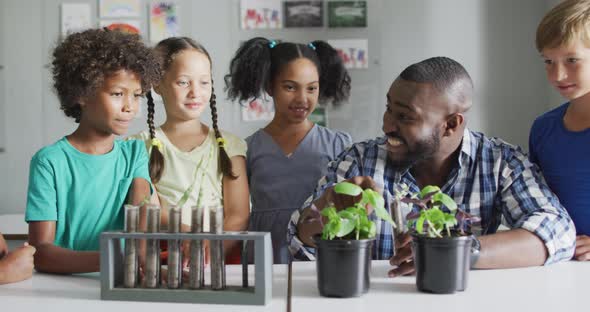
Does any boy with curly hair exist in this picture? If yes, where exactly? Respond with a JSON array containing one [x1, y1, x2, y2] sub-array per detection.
[[530, 0, 590, 261], [25, 28, 160, 273]]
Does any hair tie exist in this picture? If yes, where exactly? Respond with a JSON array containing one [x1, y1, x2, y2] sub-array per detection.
[[308, 42, 316, 50], [269, 40, 277, 49], [151, 138, 163, 152], [216, 137, 226, 148]]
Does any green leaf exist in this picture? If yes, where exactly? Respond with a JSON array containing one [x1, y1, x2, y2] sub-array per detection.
[[367, 222, 376, 238], [416, 213, 426, 234], [334, 182, 362, 196], [426, 208, 445, 223], [433, 193, 457, 211], [374, 202, 395, 227], [336, 218, 356, 237], [420, 185, 440, 198]]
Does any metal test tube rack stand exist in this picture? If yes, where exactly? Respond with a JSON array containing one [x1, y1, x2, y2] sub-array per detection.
[[99, 231, 272, 305]]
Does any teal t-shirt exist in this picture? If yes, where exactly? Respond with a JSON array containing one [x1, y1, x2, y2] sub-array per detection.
[[25, 137, 151, 251]]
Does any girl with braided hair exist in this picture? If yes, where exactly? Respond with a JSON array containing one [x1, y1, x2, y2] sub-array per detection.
[[129, 37, 249, 263], [225, 37, 352, 264]]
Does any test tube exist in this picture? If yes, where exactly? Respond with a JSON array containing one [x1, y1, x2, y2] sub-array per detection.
[[123, 204, 139, 288], [188, 205, 205, 289], [210, 203, 226, 290], [391, 200, 405, 236], [144, 204, 160, 288], [167, 205, 182, 289]]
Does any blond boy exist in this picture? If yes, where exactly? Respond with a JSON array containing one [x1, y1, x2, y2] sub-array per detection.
[[530, 0, 590, 261]]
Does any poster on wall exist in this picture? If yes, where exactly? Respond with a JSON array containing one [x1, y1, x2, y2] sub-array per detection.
[[240, 0, 283, 29], [61, 3, 92, 37], [284, 1, 323, 28], [327, 39, 368, 69], [328, 1, 367, 27], [100, 19, 141, 34], [241, 96, 275, 121], [99, 0, 142, 18], [149, 2, 180, 43]]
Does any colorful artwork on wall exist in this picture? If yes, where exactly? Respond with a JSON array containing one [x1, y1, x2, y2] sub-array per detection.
[[149, 2, 179, 42], [328, 39, 368, 69], [241, 96, 275, 121], [284, 1, 323, 28], [99, 0, 142, 18], [100, 19, 141, 34], [240, 0, 283, 29], [328, 1, 367, 27], [61, 3, 92, 37]]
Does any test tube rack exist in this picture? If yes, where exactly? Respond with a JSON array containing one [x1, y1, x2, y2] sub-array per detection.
[[99, 231, 272, 305]]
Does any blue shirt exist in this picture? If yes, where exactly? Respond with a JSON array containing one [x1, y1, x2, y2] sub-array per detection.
[[247, 124, 352, 264], [529, 103, 590, 235], [25, 137, 151, 251], [289, 129, 576, 264]]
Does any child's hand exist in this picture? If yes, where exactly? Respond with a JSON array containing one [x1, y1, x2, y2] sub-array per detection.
[[182, 240, 211, 268], [575, 235, 590, 261], [0, 243, 36, 284]]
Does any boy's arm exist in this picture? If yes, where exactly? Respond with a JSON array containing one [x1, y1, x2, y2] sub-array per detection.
[[0, 233, 7, 258], [28, 221, 100, 273], [27, 178, 152, 274]]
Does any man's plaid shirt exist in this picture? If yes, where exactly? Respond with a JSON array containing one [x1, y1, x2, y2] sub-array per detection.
[[288, 129, 576, 264]]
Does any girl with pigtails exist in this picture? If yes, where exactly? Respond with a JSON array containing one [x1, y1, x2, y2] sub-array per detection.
[[225, 37, 352, 264], [129, 37, 249, 263]]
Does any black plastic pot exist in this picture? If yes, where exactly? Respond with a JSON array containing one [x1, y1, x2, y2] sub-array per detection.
[[314, 236, 374, 298], [411, 234, 471, 294]]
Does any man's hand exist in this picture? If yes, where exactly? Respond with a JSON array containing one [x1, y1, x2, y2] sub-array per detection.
[[388, 232, 414, 277], [575, 235, 590, 261], [0, 243, 36, 284], [328, 176, 379, 213], [298, 176, 381, 247]]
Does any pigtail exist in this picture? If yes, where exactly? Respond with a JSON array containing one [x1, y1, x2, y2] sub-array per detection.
[[210, 80, 237, 179], [146, 91, 165, 183], [311, 40, 351, 106], [224, 37, 273, 103]]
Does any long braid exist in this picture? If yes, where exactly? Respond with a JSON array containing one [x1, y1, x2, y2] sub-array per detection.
[[210, 79, 236, 179], [147, 91, 164, 183]]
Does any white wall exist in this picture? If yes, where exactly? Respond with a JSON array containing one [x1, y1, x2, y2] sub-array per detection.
[[0, 0, 556, 214]]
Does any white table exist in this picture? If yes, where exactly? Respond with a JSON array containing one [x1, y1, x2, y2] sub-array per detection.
[[1, 264, 289, 312], [290, 260, 588, 312]]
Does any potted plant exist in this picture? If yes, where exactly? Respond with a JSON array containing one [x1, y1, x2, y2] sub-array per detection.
[[308, 181, 396, 298], [399, 185, 479, 294]]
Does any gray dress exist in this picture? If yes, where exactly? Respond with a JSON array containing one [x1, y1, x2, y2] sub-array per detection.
[[247, 124, 352, 264]]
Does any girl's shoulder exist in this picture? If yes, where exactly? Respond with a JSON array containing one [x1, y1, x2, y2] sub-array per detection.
[[126, 129, 152, 143], [215, 129, 247, 156], [313, 125, 352, 145]]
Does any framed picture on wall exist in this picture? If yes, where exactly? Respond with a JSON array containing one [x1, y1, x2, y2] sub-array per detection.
[[99, 0, 142, 18], [240, 0, 283, 29], [328, 39, 368, 69], [309, 107, 328, 127], [284, 0, 323, 28], [149, 2, 180, 43], [100, 19, 141, 34], [328, 1, 367, 27], [61, 3, 92, 37]]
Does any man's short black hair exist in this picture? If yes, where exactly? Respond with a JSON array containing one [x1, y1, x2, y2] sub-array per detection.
[[399, 56, 473, 95]]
